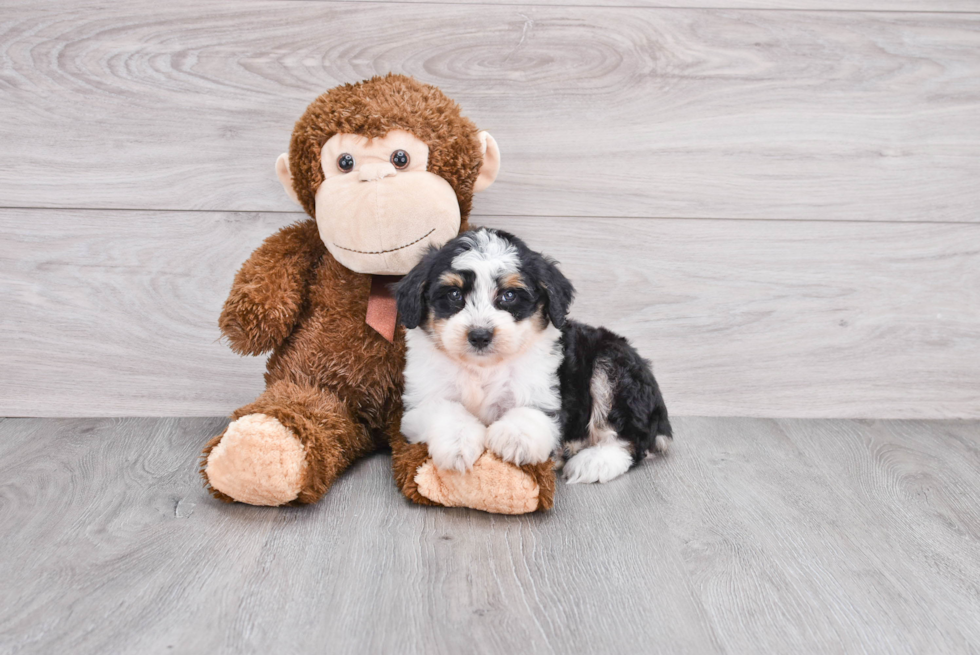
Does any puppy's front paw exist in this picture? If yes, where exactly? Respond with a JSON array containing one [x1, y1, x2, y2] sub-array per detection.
[[427, 421, 487, 473], [486, 408, 557, 466]]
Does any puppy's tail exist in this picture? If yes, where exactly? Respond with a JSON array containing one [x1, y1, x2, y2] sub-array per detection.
[[652, 420, 672, 454], [649, 388, 673, 454]]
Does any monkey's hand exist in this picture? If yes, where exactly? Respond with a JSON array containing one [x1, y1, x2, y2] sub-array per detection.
[[219, 219, 323, 356]]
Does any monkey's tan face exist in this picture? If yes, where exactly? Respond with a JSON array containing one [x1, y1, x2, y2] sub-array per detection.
[[314, 130, 461, 275]]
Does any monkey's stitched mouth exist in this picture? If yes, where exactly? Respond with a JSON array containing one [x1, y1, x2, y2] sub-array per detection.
[[332, 228, 436, 255]]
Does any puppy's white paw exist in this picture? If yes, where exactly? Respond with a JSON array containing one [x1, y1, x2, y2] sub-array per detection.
[[563, 443, 633, 484], [486, 408, 558, 466], [427, 421, 487, 473], [400, 406, 429, 444]]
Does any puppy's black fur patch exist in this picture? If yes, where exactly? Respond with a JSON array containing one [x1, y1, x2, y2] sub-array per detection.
[[508, 235, 574, 329], [559, 320, 672, 462]]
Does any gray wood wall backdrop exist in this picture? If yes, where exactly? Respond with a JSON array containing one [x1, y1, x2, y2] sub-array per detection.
[[1, 0, 978, 418]]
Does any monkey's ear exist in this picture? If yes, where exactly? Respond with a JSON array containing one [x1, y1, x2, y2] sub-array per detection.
[[394, 252, 434, 329], [474, 131, 500, 193], [276, 153, 301, 206]]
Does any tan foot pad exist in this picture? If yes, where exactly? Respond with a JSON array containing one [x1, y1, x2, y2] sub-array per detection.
[[414, 451, 541, 515], [205, 413, 307, 506]]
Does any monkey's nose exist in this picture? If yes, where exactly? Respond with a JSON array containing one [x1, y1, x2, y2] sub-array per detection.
[[359, 162, 397, 182], [467, 328, 494, 350]]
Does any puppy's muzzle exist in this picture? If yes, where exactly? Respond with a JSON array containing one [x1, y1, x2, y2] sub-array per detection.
[[467, 328, 494, 351]]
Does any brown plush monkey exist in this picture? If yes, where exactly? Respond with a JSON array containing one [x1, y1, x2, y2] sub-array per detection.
[[201, 75, 555, 513]]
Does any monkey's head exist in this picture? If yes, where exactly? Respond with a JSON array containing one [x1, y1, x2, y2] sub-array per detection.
[[276, 75, 501, 276]]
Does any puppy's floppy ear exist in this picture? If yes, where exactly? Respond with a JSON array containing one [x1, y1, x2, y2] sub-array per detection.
[[526, 252, 575, 329], [395, 248, 437, 329]]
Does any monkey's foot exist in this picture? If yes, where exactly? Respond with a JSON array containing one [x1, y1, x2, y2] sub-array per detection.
[[414, 451, 553, 515], [204, 413, 308, 506]]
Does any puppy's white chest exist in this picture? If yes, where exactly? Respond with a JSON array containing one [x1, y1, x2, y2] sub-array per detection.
[[457, 368, 513, 425], [458, 373, 488, 418]]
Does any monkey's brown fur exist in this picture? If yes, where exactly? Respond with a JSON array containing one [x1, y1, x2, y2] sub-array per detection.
[[201, 75, 554, 510]]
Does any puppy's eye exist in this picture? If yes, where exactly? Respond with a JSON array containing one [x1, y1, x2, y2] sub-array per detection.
[[447, 288, 462, 301], [499, 289, 517, 303], [390, 150, 410, 169], [337, 153, 355, 172]]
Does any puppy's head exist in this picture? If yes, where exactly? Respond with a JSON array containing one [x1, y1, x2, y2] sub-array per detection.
[[396, 228, 575, 365]]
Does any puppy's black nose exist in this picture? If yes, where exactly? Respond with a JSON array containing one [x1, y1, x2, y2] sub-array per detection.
[[467, 328, 494, 350]]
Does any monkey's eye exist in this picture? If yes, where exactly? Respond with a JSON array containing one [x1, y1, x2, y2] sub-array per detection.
[[499, 289, 517, 304], [447, 288, 462, 301], [390, 150, 410, 169], [337, 153, 355, 172]]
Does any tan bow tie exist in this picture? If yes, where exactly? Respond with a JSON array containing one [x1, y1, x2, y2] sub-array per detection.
[[365, 275, 402, 343]]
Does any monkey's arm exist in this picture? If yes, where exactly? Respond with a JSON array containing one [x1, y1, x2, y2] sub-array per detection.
[[219, 218, 325, 355]]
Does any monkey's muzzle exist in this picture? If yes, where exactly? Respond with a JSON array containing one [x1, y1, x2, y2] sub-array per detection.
[[316, 170, 461, 275]]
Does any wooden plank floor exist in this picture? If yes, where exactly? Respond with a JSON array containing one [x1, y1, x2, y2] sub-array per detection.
[[2, 417, 979, 654]]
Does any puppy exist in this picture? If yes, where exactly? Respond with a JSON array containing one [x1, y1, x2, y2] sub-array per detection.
[[395, 228, 672, 484]]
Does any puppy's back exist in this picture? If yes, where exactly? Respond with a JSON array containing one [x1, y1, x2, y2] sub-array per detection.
[[559, 320, 672, 459]]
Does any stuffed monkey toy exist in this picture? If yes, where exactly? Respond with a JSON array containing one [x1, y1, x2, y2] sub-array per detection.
[[201, 75, 555, 513]]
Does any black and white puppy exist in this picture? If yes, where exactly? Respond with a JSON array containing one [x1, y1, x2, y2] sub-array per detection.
[[395, 228, 672, 484]]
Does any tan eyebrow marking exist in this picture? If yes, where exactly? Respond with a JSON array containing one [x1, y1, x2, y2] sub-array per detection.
[[439, 271, 464, 287], [500, 272, 528, 290]]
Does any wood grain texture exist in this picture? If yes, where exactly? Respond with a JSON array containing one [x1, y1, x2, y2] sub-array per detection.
[[2, 208, 978, 418], [0, 210, 273, 417], [1, 417, 979, 654], [658, 417, 980, 653], [1, 1, 979, 221], [319, 0, 980, 10]]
